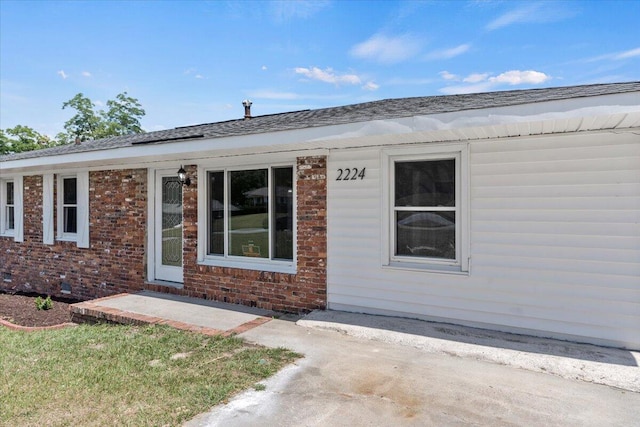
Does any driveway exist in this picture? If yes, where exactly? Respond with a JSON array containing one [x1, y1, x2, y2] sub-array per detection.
[[187, 315, 640, 426]]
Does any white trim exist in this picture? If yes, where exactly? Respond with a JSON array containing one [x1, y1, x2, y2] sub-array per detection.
[[56, 174, 78, 242], [0, 177, 19, 239], [146, 169, 156, 282], [42, 174, 54, 245], [13, 176, 23, 242], [76, 171, 90, 248], [2, 97, 637, 175], [381, 143, 470, 273], [152, 169, 184, 284]]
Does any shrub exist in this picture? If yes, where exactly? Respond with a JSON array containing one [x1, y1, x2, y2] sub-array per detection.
[[34, 296, 53, 311]]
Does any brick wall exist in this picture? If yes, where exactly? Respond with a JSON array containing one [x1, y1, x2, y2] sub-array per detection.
[[0, 170, 147, 300], [2, 158, 327, 313], [168, 156, 327, 313]]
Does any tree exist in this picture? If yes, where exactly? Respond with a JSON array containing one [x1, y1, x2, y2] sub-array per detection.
[[0, 126, 59, 155], [60, 93, 103, 142], [60, 91, 146, 143], [1, 92, 146, 153]]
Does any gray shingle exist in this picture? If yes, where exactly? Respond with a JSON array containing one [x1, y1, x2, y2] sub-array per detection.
[[2, 82, 638, 162]]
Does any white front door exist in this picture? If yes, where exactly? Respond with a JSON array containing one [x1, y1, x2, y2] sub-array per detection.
[[154, 170, 184, 283]]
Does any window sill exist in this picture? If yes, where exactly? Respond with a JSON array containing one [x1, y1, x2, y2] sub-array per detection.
[[198, 257, 297, 275], [383, 261, 469, 276], [56, 236, 77, 243]]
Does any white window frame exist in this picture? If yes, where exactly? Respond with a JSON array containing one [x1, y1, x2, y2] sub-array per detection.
[[0, 177, 23, 241], [197, 162, 297, 274], [56, 172, 89, 248], [382, 143, 469, 274]]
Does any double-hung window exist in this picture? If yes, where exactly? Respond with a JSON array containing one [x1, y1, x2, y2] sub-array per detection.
[[385, 145, 469, 273], [204, 165, 294, 270], [1, 179, 15, 236], [61, 176, 78, 235], [55, 172, 89, 247]]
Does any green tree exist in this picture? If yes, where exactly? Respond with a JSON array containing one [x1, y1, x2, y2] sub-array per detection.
[[61, 93, 103, 142], [59, 91, 146, 143], [0, 126, 58, 155], [1, 92, 146, 153]]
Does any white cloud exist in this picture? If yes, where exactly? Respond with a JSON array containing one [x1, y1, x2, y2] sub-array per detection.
[[439, 71, 459, 81], [261, 65, 268, 70], [350, 34, 422, 64], [463, 73, 489, 83], [489, 70, 550, 85], [195, 74, 204, 79], [425, 44, 470, 60], [439, 69, 551, 94], [57, 70, 68, 79], [486, 2, 574, 31], [295, 66, 361, 85], [615, 47, 640, 59], [81, 71, 91, 77], [362, 81, 379, 91]]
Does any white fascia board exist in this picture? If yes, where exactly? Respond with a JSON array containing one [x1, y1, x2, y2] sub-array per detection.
[[1, 92, 638, 175]]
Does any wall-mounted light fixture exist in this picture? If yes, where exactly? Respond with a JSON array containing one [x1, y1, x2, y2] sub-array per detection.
[[177, 166, 191, 186]]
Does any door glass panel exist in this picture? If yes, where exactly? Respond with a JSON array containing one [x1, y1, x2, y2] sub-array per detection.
[[162, 177, 182, 267]]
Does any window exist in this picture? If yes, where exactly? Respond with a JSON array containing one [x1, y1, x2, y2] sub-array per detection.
[[56, 172, 89, 247], [1, 180, 15, 235], [206, 166, 294, 266], [62, 177, 78, 234], [385, 145, 468, 273]]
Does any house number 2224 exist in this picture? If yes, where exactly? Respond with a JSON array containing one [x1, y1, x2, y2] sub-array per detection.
[[336, 167, 366, 181]]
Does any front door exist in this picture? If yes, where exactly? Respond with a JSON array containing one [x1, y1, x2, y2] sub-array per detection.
[[155, 170, 183, 283]]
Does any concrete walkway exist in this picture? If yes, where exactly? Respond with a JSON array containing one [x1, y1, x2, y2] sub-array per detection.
[[72, 291, 640, 426]]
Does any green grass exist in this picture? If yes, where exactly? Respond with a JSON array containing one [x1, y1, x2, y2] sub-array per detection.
[[0, 324, 300, 426]]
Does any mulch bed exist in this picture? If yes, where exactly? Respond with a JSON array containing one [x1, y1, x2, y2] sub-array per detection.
[[0, 293, 74, 327]]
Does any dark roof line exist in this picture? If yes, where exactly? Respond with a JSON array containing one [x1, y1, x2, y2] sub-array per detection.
[[2, 82, 639, 162], [174, 109, 312, 129], [131, 133, 204, 145]]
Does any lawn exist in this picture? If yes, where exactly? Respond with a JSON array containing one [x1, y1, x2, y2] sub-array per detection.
[[0, 324, 299, 426]]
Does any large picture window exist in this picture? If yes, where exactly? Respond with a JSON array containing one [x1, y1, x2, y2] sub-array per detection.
[[207, 166, 294, 263], [386, 146, 468, 273]]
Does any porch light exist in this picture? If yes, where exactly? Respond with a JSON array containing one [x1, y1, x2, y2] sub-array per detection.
[[177, 166, 191, 186]]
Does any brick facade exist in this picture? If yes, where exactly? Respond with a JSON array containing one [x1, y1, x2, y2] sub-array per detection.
[[0, 170, 147, 300], [2, 157, 327, 313], [171, 156, 327, 312]]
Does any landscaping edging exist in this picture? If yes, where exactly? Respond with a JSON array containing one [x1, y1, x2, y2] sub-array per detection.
[[0, 318, 77, 332]]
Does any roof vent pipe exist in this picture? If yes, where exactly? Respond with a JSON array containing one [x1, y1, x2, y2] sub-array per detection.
[[242, 99, 252, 119]]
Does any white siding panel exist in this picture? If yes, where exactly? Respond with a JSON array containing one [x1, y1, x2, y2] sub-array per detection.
[[327, 131, 640, 349]]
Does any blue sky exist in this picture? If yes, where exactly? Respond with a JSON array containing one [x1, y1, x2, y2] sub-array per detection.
[[1, 0, 639, 137]]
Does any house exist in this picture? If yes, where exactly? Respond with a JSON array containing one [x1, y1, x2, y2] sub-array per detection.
[[1, 82, 639, 349]]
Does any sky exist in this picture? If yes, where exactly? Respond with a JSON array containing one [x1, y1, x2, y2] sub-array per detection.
[[1, 0, 639, 137]]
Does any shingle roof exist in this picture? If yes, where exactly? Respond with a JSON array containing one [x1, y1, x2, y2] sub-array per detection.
[[2, 82, 639, 162]]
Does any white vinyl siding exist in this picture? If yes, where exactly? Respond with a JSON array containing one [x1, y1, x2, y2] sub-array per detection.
[[328, 132, 640, 349]]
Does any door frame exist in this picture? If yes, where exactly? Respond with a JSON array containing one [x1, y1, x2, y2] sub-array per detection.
[[147, 168, 184, 285]]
